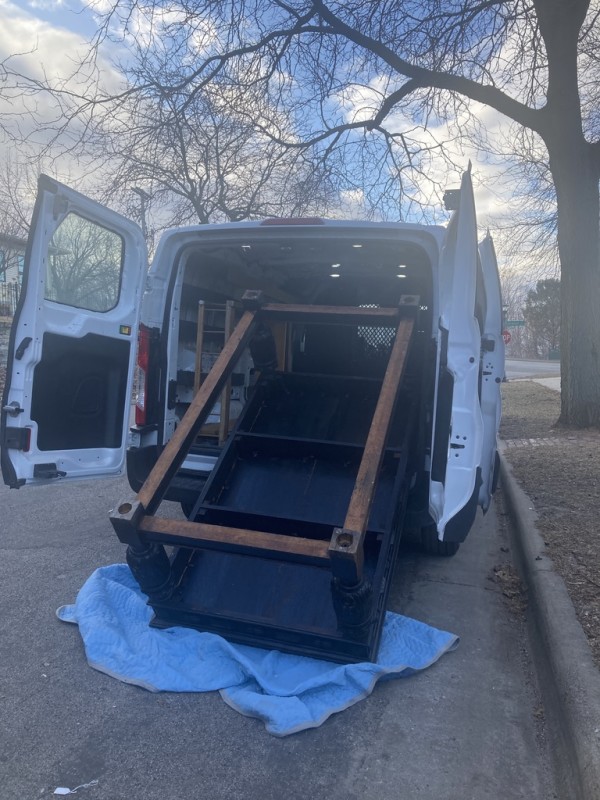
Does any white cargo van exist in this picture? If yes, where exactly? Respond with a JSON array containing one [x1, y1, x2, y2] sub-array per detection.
[[1, 168, 503, 547], [0, 169, 503, 660]]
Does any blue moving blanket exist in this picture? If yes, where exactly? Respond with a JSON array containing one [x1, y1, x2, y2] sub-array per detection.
[[57, 564, 458, 736]]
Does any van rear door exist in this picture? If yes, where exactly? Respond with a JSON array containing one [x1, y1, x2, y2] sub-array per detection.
[[429, 168, 486, 539], [1, 175, 147, 487]]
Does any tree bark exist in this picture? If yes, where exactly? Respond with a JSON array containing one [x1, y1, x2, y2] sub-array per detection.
[[547, 141, 600, 427], [535, 0, 599, 427]]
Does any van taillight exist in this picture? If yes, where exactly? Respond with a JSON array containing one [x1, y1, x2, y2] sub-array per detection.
[[135, 324, 150, 426]]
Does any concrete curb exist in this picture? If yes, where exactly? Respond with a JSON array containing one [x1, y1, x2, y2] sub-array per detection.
[[500, 453, 600, 800]]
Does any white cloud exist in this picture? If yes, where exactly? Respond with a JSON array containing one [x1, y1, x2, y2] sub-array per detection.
[[0, 1, 87, 76], [0, 0, 123, 173], [26, 0, 67, 10]]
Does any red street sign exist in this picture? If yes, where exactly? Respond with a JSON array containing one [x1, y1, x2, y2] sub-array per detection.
[[502, 330, 512, 345]]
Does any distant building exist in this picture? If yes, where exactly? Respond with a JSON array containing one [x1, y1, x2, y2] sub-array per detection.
[[0, 233, 27, 316]]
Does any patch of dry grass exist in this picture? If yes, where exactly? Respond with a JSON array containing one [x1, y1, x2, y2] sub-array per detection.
[[500, 381, 562, 439]]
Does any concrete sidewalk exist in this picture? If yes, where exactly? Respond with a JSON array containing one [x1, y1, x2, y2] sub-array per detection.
[[532, 377, 561, 392], [500, 455, 600, 799], [510, 376, 561, 392]]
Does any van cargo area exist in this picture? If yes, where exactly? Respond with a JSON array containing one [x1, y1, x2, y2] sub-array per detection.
[[126, 227, 437, 513]]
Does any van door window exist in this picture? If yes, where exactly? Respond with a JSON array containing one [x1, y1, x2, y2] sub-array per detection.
[[46, 213, 124, 312]]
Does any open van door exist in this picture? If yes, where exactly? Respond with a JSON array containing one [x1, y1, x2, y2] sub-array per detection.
[[1, 175, 147, 487], [477, 233, 504, 510], [429, 168, 487, 540]]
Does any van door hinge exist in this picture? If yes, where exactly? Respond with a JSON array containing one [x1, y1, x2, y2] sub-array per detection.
[[2, 401, 24, 417]]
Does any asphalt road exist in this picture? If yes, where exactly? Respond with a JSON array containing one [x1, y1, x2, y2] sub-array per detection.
[[505, 358, 561, 380], [0, 477, 556, 800]]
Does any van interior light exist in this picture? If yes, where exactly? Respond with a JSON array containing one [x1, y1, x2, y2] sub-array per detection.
[[260, 217, 325, 225], [397, 274, 407, 278], [352, 243, 363, 248], [331, 263, 341, 268], [330, 273, 340, 278]]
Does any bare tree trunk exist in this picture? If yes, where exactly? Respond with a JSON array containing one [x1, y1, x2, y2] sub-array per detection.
[[549, 143, 600, 426], [535, 0, 600, 426]]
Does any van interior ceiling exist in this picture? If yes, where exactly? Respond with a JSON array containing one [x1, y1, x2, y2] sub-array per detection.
[[179, 236, 432, 306]]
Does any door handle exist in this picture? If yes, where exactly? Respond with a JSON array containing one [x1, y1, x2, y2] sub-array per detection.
[[15, 337, 32, 360]]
